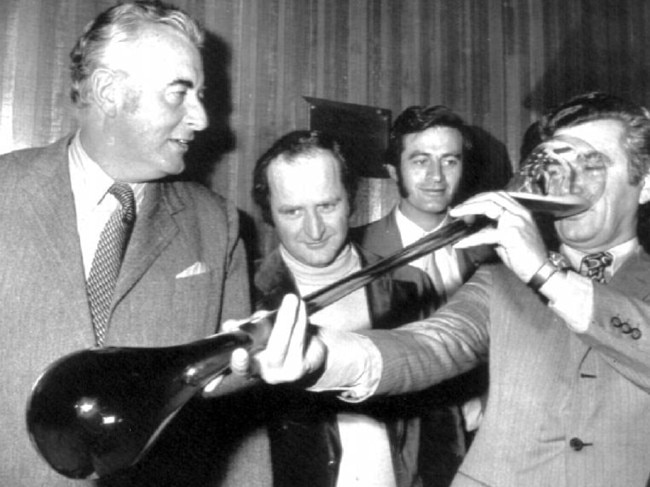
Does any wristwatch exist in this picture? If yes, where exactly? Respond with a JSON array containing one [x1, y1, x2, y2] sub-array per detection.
[[528, 259, 561, 291]]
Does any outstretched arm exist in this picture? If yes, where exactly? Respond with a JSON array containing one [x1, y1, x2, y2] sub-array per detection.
[[230, 294, 327, 383]]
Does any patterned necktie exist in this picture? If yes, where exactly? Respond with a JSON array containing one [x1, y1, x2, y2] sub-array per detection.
[[86, 183, 136, 346], [579, 251, 613, 283]]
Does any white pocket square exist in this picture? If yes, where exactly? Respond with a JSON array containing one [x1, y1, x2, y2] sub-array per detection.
[[176, 261, 209, 279]]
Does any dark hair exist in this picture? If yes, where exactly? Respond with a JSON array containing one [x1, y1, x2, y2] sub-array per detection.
[[386, 105, 474, 168], [252, 130, 357, 225], [69, 0, 203, 106], [539, 91, 650, 185]]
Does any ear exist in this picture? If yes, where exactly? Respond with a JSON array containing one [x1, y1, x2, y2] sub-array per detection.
[[90, 68, 119, 117], [639, 172, 650, 205], [385, 163, 398, 182]]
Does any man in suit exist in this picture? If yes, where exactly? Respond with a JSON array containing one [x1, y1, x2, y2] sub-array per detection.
[[234, 92, 650, 486], [352, 105, 485, 299], [350, 106, 491, 453], [0, 2, 269, 486], [250, 130, 459, 487]]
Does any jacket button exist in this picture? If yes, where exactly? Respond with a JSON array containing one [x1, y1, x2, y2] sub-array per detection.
[[631, 328, 642, 340], [569, 437, 584, 451], [621, 322, 632, 334], [611, 316, 622, 327]]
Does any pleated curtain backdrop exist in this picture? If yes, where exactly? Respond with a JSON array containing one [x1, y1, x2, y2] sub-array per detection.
[[2, 0, 649, 258]]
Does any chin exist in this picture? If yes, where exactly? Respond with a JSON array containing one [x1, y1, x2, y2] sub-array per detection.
[[556, 227, 599, 248], [308, 258, 336, 268], [160, 162, 186, 177], [556, 215, 598, 241], [301, 253, 336, 268]]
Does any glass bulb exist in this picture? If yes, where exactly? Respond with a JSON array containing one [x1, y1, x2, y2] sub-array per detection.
[[507, 135, 609, 217]]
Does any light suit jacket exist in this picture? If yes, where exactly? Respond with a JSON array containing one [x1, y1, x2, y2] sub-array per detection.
[[366, 253, 650, 486], [0, 137, 270, 487]]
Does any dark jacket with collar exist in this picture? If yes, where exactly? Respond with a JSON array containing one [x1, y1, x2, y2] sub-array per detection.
[[349, 209, 495, 281], [254, 244, 462, 487]]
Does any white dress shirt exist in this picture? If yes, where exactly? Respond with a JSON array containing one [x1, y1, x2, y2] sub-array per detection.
[[394, 207, 463, 302], [68, 133, 146, 277]]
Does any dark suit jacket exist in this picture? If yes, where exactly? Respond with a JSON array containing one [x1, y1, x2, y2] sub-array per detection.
[[350, 209, 491, 282], [369, 254, 650, 486], [254, 245, 465, 487], [0, 137, 267, 486]]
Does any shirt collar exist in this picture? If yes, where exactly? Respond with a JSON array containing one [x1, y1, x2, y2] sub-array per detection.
[[394, 206, 452, 246], [560, 238, 640, 275], [68, 131, 147, 210]]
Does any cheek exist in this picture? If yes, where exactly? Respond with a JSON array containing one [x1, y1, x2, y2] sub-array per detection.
[[273, 219, 300, 243], [401, 166, 422, 187], [445, 167, 463, 190], [324, 212, 348, 236]]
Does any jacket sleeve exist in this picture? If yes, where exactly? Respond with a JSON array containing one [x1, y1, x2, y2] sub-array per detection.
[[218, 204, 252, 324], [364, 267, 491, 396]]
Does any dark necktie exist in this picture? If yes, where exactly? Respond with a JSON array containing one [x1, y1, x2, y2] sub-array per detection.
[[86, 183, 136, 346], [579, 251, 613, 283]]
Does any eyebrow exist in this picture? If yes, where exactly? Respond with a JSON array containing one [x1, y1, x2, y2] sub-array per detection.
[[168, 78, 194, 89], [407, 150, 462, 159]]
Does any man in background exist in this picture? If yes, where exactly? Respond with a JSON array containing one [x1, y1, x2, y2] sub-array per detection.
[[0, 2, 269, 486], [351, 105, 490, 463], [353, 105, 493, 298], [251, 130, 459, 486]]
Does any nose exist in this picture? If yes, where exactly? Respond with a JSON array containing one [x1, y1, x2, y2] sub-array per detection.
[[304, 210, 325, 240], [186, 95, 208, 132], [426, 160, 444, 182]]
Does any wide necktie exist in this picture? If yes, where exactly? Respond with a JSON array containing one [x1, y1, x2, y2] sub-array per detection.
[[579, 251, 613, 283], [86, 183, 136, 346]]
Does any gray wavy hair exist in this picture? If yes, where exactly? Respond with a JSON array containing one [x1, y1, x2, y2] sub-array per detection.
[[69, 1, 203, 106]]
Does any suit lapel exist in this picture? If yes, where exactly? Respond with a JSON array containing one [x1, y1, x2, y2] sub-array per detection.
[[574, 247, 650, 366], [609, 248, 650, 301], [373, 209, 407, 254], [20, 137, 92, 327], [114, 182, 180, 301], [359, 248, 392, 328]]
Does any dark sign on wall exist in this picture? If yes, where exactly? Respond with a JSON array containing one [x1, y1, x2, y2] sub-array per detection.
[[304, 96, 391, 178]]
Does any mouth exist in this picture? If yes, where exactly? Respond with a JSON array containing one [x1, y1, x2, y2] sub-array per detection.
[[561, 206, 593, 222], [419, 187, 447, 196], [170, 138, 193, 151], [304, 239, 329, 249]]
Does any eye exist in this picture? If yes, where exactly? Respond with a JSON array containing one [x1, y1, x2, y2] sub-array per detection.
[[167, 89, 188, 105], [279, 208, 301, 218], [442, 157, 461, 167], [318, 202, 337, 213], [582, 152, 609, 172]]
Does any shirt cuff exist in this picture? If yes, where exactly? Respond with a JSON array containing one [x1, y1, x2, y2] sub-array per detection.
[[546, 271, 593, 333], [308, 328, 382, 403]]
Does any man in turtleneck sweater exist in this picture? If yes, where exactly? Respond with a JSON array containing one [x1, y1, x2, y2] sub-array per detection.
[[251, 130, 463, 487]]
